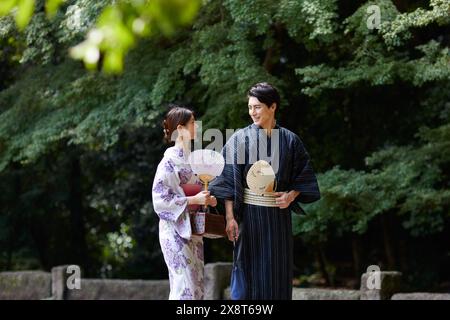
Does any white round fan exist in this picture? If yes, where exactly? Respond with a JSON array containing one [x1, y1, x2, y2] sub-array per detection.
[[246, 160, 276, 195], [188, 149, 225, 190]]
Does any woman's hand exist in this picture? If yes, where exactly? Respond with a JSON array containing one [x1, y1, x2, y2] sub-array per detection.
[[274, 191, 300, 209], [189, 191, 211, 205], [226, 218, 239, 242]]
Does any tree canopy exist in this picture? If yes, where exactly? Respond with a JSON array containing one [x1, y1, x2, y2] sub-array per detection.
[[0, 0, 449, 289]]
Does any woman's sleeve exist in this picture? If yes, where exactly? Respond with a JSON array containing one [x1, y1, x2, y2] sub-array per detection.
[[290, 136, 321, 204], [152, 158, 188, 222]]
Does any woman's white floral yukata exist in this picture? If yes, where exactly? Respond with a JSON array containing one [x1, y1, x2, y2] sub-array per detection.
[[152, 146, 204, 300]]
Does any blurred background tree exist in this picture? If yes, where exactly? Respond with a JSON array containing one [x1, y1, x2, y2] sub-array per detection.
[[0, 0, 449, 290]]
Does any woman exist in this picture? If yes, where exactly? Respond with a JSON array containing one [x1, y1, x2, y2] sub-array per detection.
[[210, 83, 321, 299], [152, 105, 217, 300]]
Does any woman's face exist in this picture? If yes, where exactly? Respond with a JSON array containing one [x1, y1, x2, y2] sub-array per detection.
[[178, 115, 197, 140], [248, 96, 276, 128]]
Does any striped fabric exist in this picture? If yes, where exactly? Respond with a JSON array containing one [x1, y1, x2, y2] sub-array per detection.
[[238, 202, 293, 299], [209, 123, 321, 300]]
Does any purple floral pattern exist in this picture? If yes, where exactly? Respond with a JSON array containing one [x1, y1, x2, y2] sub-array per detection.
[[164, 159, 175, 173], [180, 288, 193, 300], [196, 242, 204, 261], [160, 187, 176, 202], [174, 234, 188, 251], [175, 198, 187, 206], [178, 167, 193, 185], [159, 211, 175, 220], [152, 180, 164, 194], [162, 239, 187, 270], [152, 146, 205, 300], [175, 213, 190, 236]]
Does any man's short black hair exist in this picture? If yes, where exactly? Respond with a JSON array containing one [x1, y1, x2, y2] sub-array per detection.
[[248, 82, 280, 109]]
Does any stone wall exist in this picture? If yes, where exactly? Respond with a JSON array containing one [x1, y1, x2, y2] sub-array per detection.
[[0, 271, 51, 300], [65, 279, 170, 300], [1, 263, 449, 300]]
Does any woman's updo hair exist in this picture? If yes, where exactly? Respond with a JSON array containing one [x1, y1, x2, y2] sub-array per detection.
[[163, 104, 194, 144], [247, 82, 280, 109]]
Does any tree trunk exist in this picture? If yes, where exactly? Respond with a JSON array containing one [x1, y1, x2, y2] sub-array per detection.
[[262, 23, 283, 73], [315, 243, 332, 286], [381, 213, 396, 269], [351, 235, 363, 283], [67, 151, 89, 274], [6, 162, 22, 270]]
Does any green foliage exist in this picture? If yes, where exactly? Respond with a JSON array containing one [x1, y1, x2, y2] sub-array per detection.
[[380, 0, 450, 48], [277, 0, 338, 43], [0, 0, 36, 31], [0, 0, 109, 65], [69, 0, 201, 73], [1, 0, 449, 287], [224, 0, 278, 35], [297, 41, 449, 96], [46, 0, 65, 18], [0, 0, 201, 72], [295, 114, 450, 240], [295, 0, 450, 96]]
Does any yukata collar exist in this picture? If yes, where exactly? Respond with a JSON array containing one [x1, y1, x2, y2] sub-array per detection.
[[164, 145, 187, 164], [250, 121, 280, 131]]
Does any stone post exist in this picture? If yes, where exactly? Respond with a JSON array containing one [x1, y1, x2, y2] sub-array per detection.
[[51, 265, 72, 300], [360, 271, 402, 300], [204, 262, 232, 300]]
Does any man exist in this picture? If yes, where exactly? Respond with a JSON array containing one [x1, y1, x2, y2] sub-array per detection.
[[210, 82, 321, 300]]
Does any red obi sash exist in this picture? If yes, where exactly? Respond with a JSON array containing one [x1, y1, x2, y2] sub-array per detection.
[[181, 183, 202, 211]]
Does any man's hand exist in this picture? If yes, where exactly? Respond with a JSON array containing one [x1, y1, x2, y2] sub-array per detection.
[[274, 191, 300, 209], [226, 218, 239, 242]]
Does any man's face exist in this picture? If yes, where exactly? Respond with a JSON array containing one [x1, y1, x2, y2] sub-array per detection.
[[248, 96, 276, 128]]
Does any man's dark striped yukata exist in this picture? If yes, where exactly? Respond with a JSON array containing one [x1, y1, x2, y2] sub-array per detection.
[[210, 123, 321, 300]]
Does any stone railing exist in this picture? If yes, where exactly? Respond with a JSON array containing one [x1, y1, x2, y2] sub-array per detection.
[[0, 263, 449, 300], [0, 263, 232, 300]]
